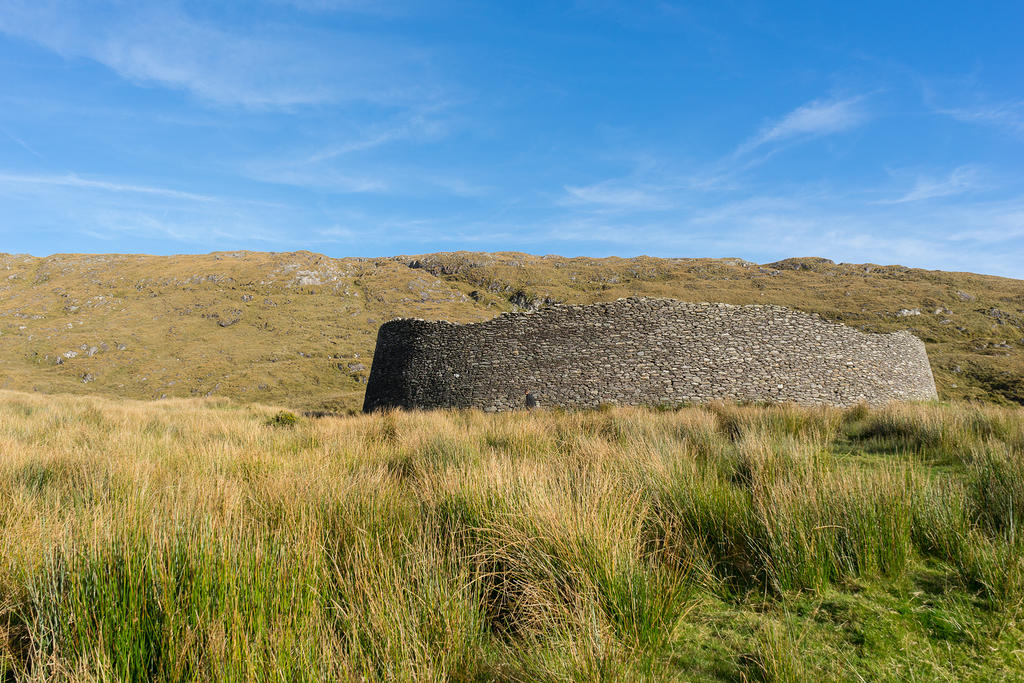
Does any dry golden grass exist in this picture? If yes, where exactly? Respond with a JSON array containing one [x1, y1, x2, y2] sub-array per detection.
[[1, 391, 1023, 680]]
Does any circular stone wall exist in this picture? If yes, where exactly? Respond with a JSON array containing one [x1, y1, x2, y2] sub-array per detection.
[[362, 297, 938, 412]]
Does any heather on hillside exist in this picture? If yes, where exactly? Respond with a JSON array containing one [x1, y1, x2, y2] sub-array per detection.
[[1, 392, 1022, 680]]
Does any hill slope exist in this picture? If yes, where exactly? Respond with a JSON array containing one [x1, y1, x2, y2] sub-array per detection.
[[0, 251, 1021, 411]]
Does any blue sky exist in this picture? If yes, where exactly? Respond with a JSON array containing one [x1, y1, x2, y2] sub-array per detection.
[[1, 1, 1022, 276]]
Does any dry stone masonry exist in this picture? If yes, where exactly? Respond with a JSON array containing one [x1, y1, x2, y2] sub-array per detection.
[[362, 298, 938, 412]]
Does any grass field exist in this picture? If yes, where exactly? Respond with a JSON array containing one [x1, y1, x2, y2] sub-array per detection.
[[1, 391, 1023, 680]]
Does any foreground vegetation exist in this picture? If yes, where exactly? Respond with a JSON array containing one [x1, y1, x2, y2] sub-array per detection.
[[1, 391, 1023, 680]]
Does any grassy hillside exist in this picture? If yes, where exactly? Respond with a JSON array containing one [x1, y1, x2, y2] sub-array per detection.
[[1, 391, 1022, 680], [0, 251, 1021, 412]]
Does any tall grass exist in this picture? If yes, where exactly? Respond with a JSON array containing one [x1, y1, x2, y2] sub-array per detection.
[[0, 391, 1022, 680]]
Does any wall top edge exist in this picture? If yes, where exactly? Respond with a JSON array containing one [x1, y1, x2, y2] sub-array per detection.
[[378, 297, 923, 342]]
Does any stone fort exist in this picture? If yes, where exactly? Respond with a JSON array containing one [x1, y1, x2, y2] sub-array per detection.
[[362, 297, 938, 412]]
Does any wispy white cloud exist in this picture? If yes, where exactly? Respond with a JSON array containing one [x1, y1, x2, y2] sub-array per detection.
[[305, 129, 415, 163], [560, 168, 748, 212], [0, 127, 43, 159], [271, 0, 413, 15], [244, 115, 489, 198], [244, 166, 388, 193], [237, 103, 474, 196], [0, 172, 218, 202], [0, 173, 312, 248], [547, 195, 1024, 276], [938, 101, 1024, 139], [561, 180, 673, 210], [315, 226, 359, 241], [546, 161, 1024, 276], [85, 211, 288, 245], [304, 107, 452, 163], [0, 168, 313, 251], [944, 201, 1024, 243], [0, 0, 439, 108], [546, 86, 1023, 276], [245, 163, 490, 198], [428, 176, 492, 197], [876, 165, 988, 204], [737, 96, 869, 155]]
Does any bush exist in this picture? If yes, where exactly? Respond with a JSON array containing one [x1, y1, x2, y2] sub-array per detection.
[[265, 410, 299, 427]]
